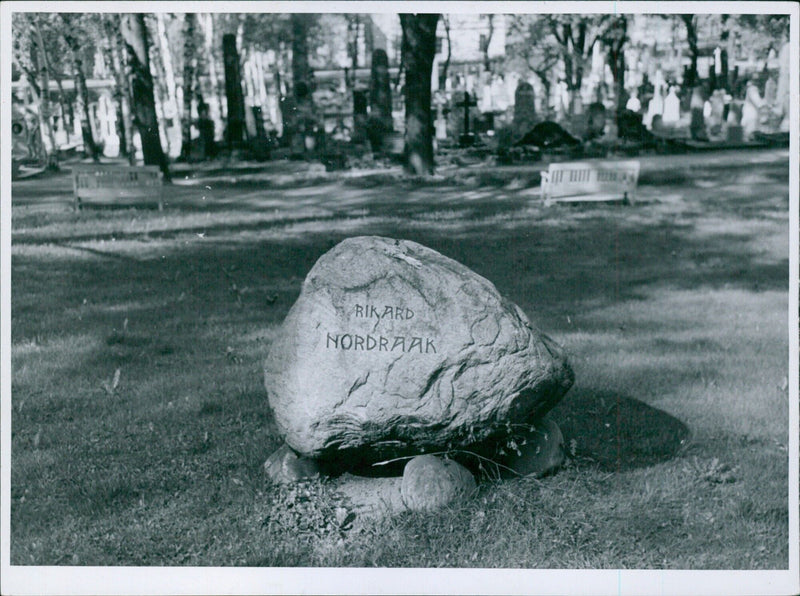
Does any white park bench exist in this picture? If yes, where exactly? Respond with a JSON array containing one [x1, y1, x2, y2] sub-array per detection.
[[540, 160, 640, 206], [71, 164, 164, 211]]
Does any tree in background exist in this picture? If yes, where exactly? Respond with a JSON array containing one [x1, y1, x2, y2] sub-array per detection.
[[543, 15, 611, 116], [222, 32, 246, 150], [59, 13, 102, 161], [505, 15, 560, 119], [120, 13, 170, 180], [96, 14, 135, 163], [32, 16, 60, 169], [399, 13, 439, 175], [678, 14, 699, 89], [602, 15, 629, 117], [179, 13, 198, 160], [289, 13, 316, 153]]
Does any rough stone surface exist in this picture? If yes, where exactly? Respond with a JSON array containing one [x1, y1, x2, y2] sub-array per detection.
[[401, 455, 476, 511], [333, 474, 407, 518], [264, 235, 574, 462], [501, 415, 565, 478], [264, 443, 321, 484]]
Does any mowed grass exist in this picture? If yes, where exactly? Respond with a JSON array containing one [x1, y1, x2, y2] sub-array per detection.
[[10, 151, 791, 568]]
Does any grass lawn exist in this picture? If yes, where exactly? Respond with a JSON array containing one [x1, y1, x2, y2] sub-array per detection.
[[9, 150, 791, 568]]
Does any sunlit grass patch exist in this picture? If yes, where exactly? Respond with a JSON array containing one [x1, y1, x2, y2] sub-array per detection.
[[10, 152, 791, 568]]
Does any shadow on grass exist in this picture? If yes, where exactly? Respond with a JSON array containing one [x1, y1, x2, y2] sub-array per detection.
[[551, 387, 690, 472]]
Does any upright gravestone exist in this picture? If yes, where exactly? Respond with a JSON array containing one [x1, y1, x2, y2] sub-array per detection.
[[689, 86, 708, 141], [513, 81, 537, 136], [264, 236, 574, 465], [741, 81, 763, 140], [352, 90, 368, 145], [662, 86, 680, 125], [369, 49, 393, 133], [585, 102, 606, 140], [707, 89, 726, 139], [776, 41, 790, 132], [368, 49, 392, 152]]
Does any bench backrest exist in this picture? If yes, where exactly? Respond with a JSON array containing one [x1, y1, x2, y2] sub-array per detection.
[[72, 165, 164, 209], [544, 160, 640, 199], [72, 164, 163, 197]]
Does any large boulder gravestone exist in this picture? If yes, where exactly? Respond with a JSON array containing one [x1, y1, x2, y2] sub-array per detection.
[[264, 236, 574, 465]]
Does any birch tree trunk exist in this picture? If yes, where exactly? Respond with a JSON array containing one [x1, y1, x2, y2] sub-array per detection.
[[33, 17, 59, 168], [52, 70, 73, 133], [73, 59, 102, 161], [200, 14, 225, 138], [59, 14, 101, 161], [180, 13, 197, 160], [120, 13, 170, 180], [112, 34, 136, 163], [156, 13, 181, 155], [399, 14, 439, 175]]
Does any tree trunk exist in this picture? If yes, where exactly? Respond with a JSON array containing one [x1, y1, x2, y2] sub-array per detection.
[[441, 16, 451, 89], [33, 17, 59, 169], [120, 13, 170, 180], [148, 18, 175, 157], [606, 16, 628, 118], [222, 33, 245, 150], [111, 33, 135, 162], [400, 14, 439, 175], [681, 15, 698, 89], [482, 15, 494, 73], [59, 14, 101, 161], [180, 13, 197, 160], [52, 70, 73, 133], [73, 59, 102, 161], [156, 13, 181, 157], [289, 14, 315, 154]]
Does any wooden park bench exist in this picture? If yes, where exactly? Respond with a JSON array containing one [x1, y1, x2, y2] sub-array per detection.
[[540, 160, 640, 206], [71, 164, 164, 211]]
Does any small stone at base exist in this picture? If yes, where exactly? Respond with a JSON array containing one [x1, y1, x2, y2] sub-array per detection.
[[264, 443, 320, 484], [401, 454, 476, 512], [502, 415, 565, 478]]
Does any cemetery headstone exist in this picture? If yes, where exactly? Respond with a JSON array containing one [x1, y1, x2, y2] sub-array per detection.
[[741, 81, 763, 140], [726, 101, 743, 142], [368, 49, 392, 151], [585, 102, 606, 140], [644, 82, 664, 130], [264, 236, 574, 465], [764, 77, 777, 107], [707, 89, 726, 139], [689, 86, 708, 141], [776, 41, 790, 132], [512, 81, 537, 137], [662, 86, 680, 125], [625, 91, 641, 113], [352, 90, 368, 145]]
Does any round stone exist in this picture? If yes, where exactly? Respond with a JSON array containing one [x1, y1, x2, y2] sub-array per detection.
[[502, 415, 565, 478], [264, 443, 320, 484], [401, 455, 476, 511]]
